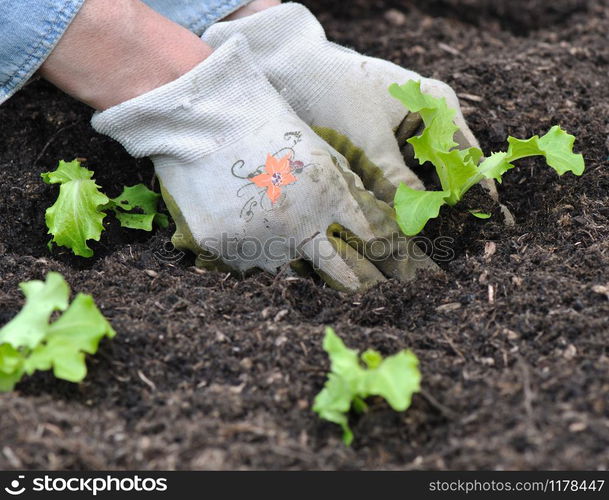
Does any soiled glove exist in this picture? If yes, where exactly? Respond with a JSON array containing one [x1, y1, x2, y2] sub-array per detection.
[[91, 35, 437, 292], [203, 2, 497, 203]]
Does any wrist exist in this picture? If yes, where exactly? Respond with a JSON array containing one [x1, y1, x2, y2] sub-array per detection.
[[91, 35, 290, 161], [224, 0, 281, 20], [40, 0, 212, 110]]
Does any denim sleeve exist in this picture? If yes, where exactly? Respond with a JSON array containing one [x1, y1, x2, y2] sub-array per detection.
[[0, 0, 252, 105], [0, 0, 85, 104], [142, 0, 252, 36]]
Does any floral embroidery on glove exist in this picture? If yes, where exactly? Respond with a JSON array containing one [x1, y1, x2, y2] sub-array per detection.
[[251, 153, 297, 204], [231, 132, 315, 221]]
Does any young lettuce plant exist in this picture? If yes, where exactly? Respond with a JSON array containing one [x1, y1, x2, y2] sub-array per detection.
[[0, 272, 116, 391], [389, 81, 585, 236], [42, 159, 169, 257], [313, 327, 421, 445]]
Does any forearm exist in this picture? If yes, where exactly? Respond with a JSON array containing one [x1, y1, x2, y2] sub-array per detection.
[[39, 0, 213, 110]]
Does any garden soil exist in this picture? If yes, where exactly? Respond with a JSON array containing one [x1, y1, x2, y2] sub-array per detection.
[[1, 0, 608, 470]]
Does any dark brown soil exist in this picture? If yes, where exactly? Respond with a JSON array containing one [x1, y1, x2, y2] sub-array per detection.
[[1, 0, 609, 470]]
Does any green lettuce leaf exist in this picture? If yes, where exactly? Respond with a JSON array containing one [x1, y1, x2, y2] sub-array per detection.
[[313, 327, 421, 445], [394, 183, 449, 237], [110, 184, 169, 231], [476, 152, 514, 183], [389, 80, 458, 161], [0, 344, 25, 392], [25, 293, 115, 382], [506, 125, 585, 176], [469, 210, 492, 219], [313, 372, 355, 445], [437, 148, 481, 202], [361, 350, 420, 411], [0, 272, 116, 391], [0, 272, 69, 349], [42, 160, 109, 257]]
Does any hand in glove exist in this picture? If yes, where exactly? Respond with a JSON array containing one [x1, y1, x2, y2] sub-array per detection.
[[91, 35, 437, 292], [202, 2, 499, 204]]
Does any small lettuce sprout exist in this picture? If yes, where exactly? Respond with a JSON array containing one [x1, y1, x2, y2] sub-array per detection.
[[313, 327, 421, 445], [0, 272, 116, 391], [42, 159, 168, 257]]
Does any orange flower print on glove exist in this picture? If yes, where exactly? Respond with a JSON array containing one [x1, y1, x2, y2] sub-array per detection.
[[252, 153, 297, 204]]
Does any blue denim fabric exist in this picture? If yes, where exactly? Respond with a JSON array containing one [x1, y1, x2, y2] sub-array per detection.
[[142, 0, 251, 36], [0, 0, 85, 104], [0, 0, 252, 104]]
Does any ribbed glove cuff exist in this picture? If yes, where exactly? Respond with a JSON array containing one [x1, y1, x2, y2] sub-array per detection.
[[202, 3, 353, 114], [91, 34, 290, 161]]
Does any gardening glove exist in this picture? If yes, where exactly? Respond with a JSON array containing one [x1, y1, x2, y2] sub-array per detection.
[[202, 2, 499, 204], [91, 35, 438, 292]]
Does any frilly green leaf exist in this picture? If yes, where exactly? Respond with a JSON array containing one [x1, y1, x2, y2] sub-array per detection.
[[42, 160, 109, 257], [394, 183, 449, 236]]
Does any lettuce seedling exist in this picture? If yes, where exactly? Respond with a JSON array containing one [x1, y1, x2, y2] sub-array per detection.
[[389, 81, 585, 236], [42, 159, 169, 257], [313, 327, 421, 445], [0, 272, 116, 391]]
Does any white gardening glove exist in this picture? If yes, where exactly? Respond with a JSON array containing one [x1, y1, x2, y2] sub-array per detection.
[[202, 2, 498, 204], [91, 35, 437, 292]]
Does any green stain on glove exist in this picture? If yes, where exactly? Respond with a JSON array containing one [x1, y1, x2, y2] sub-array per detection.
[[313, 126, 398, 204], [159, 183, 231, 272]]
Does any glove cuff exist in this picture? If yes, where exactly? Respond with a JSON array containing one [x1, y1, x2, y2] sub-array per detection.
[[202, 3, 353, 114], [91, 34, 290, 161]]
